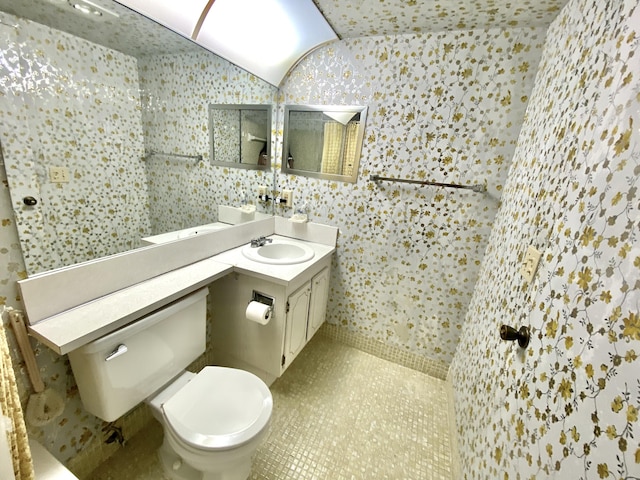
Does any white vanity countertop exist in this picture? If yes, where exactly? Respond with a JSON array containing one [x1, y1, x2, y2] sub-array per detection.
[[24, 219, 339, 355], [213, 235, 335, 286], [28, 257, 232, 355]]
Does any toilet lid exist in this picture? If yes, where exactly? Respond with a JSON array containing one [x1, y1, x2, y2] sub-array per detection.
[[162, 366, 272, 450]]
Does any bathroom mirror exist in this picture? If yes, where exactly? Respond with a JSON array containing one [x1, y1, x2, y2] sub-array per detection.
[[0, 0, 277, 276], [209, 104, 272, 170], [282, 105, 368, 183]]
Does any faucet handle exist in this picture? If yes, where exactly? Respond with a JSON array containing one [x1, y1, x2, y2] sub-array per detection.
[[250, 236, 272, 247]]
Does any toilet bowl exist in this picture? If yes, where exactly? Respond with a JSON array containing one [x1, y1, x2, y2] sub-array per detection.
[[67, 288, 272, 480], [147, 367, 272, 480]]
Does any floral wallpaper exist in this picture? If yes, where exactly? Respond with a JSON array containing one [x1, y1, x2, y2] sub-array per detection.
[[0, 12, 150, 275], [138, 52, 276, 236], [0, 12, 278, 275], [0, 0, 200, 58], [1, 0, 636, 477], [279, 27, 546, 366], [0, 12, 150, 464], [210, 109, 242, 164], [0, 12, 276, 466], [314, 0, 569, 36], [449, 0, 640, 478], [0, 149, 80, 461]]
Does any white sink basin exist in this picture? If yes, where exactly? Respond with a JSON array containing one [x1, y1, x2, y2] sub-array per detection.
[[242, 239, 315, 265]]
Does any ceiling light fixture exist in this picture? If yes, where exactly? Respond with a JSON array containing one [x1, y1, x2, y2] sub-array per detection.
[[68, 1, 100, 15], [114, 0, 336, 86], [62, 0, 119, 18], [80, 0, 120, 17]]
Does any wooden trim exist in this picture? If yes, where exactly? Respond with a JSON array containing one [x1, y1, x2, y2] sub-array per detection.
[[192, 0, 216, 39]]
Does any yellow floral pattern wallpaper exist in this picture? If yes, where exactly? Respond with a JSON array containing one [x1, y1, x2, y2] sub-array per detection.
[[449, 0, 640, 478], [140, 25, 547, 369], [0, 13, 150, 274], [279, 27, 546, 366], [314, 0, 568, 35], [0, 0, 637, 477], [0, 11, 275, 464], [0, 8, 548, 468], [138, 52, 276, 236]]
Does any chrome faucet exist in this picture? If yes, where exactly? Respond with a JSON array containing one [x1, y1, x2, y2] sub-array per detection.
[[250, 236, 273, 248]]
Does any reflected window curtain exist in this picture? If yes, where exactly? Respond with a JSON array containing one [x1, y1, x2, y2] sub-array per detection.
[[320, 122, 343, 174], [0, 317, 34, 480], [341, 121, 360, 176]]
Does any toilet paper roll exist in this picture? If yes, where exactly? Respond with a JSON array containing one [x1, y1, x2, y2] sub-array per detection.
[[246, 301, 272, 325]]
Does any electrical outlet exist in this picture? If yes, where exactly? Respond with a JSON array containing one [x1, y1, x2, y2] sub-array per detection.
[[258, 185, 268, 196], [520, 245, 542, 282], [49, 166, 69, 183], [282, 189, 293, 206]]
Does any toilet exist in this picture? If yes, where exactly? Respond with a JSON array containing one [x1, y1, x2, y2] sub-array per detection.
[[68, 288, 272, 480]]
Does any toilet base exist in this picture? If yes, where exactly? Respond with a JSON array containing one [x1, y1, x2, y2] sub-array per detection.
[[157, 437, 201, 480], [157, 444, 252, 480], [158, 424, 261, 480]]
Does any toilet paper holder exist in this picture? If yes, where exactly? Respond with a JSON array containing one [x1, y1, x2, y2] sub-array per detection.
[[251, 291, 274, 309]]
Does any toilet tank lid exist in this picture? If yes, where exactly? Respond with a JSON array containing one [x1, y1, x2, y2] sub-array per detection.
[[73, 288, 208, 354], [162, 366, 272, 450]]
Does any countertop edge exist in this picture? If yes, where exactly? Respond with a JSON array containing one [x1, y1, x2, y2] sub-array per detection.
[[27, 235, 336, 355], [28, 258, 232, 355]]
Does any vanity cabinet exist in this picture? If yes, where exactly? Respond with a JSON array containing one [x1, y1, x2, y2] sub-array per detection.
[[307, 267, 330, 341], [210, 261, 331, 385], [282, 267, 329, 371], [283, 282, 311, 371]]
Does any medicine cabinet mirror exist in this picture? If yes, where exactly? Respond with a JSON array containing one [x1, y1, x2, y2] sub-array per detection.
[[282, 105, 368, 183], [209, 104, 272, 170]]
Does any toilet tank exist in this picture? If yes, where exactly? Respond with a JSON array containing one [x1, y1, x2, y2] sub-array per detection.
[[68, 288, 208, 422]]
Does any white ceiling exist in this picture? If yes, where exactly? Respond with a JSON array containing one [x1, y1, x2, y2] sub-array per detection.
[[0, 0, 569, 61]]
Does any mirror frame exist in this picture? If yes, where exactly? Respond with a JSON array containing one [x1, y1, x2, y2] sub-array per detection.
[[209, 104, 272, 171], [281, 105, 368, 183]]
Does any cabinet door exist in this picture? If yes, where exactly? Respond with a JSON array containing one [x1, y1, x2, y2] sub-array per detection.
[[283, 281, 311, 371], [307, 267, 330, 340]]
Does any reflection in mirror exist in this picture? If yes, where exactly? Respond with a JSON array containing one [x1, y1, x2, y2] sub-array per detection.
[[282, 105, 368, 183], [140, 205, 272, 245], [0, 0, 277, 276], [209, 105, 271, 170]]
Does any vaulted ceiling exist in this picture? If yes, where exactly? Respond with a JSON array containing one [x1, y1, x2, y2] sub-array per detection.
[[0, 0, 569, 60]]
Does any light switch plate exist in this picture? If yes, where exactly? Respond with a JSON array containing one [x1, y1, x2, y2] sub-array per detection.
[[282, 189, 293, 206], [49, 166, 69, 183], [520, 245, 542, 282]]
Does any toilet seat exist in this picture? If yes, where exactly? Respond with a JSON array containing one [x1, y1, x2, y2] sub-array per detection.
[[161, 366, 272, 451]]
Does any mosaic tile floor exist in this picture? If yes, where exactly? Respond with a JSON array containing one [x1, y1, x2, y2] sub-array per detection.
[[90, 335, 453, 479]]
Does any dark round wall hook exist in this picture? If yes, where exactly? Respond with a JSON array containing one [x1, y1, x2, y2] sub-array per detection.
[[500, 324, 530, 349], [22, 196, 38, 206]]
